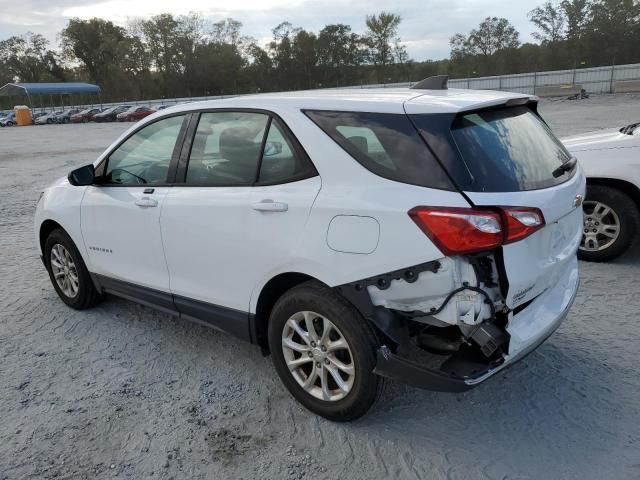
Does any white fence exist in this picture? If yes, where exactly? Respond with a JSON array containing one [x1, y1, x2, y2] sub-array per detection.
[[344, 62, 640, 95]]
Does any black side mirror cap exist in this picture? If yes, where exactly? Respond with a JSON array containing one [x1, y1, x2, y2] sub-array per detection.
[[68, 164, 95, 186]]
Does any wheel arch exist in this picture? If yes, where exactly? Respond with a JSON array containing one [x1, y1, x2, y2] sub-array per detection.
[[587, 177, 640, 211], [252, 272, 327, 353], [39, 219, 65, 254]]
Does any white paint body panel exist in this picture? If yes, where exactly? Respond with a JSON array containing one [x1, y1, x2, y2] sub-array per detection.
[[326, 215, 380, 254], [81, 186, 170, 291], [35, 87, 580, 356], [465, 167, 586, 309], [562, 127, 640, 189]]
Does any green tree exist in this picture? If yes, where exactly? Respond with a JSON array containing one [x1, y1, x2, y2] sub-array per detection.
[[364, 12, 403, 81], [561, 0, 592, 40], [528, 2, 566, 43], [316, 24, 364, 86], [61, 18, 129, 85], [0, 33, 55, 82], [458, 17, 521, 57]]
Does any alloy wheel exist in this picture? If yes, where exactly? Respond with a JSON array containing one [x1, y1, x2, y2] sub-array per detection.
[[50, 244, 80, 298], [281, 311, 355, 401], [581, 200, 621, 252]]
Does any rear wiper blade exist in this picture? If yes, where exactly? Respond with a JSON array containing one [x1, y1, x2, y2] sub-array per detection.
[[552, 156, 578, 178], [620, 122, 640, 135]]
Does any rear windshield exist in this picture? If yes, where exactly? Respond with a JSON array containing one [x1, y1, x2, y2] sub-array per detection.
[[304, 110, 454, 190], [416, 106, 573, 192]]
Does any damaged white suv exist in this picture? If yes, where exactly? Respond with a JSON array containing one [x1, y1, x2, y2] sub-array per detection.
[[35, 77, 584, 421]]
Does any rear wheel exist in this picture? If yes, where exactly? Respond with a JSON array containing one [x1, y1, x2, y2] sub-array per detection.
[[44, 228, 102, 309], [268, 282, 383, 421], [579, 185, 638, 261]]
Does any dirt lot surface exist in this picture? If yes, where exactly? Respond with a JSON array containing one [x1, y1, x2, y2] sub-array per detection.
[[1, 94, 639, 480]]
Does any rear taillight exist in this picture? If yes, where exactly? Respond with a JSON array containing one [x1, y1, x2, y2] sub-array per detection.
[[409, 206, 545, 255], [501, 207, 545, 244]]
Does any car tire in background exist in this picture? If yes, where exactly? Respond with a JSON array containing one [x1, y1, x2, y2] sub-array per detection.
[[579, 185, 639, 261], [268, 281, 384, 422], [44, 228, 103, 309]]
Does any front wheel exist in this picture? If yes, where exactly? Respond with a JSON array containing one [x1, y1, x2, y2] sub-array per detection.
[[44, 228, 102, 309], [578, 185, 639, 261], [268, 282, 383, 421]]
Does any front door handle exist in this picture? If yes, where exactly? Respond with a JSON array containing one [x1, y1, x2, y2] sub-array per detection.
[[252, 199, 288, 212], [135, 197, 158, 208]]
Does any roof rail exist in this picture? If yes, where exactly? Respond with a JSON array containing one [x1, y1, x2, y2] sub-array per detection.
[[410, 75, 449, 90]]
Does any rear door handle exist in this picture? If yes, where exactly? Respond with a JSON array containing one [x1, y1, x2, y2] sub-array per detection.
[[252, 199, 288, 212], [135, 197, 158, 208]]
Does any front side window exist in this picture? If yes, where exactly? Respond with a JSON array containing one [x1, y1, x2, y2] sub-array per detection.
[[104, 115, 184, 185], [186, 112, 269, 185], [304, 110, 454, 190]]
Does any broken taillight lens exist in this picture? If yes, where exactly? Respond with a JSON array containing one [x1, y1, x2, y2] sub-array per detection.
[[409, 206, 545, 255]]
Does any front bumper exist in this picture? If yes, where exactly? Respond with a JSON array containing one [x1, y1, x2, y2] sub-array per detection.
[[374, 260, 580, 392]]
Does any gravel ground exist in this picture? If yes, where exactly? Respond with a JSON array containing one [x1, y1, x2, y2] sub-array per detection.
[[1, 94, 639, 480]]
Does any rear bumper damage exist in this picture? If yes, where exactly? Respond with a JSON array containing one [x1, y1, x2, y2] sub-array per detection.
[[338, 256, 580, 393]]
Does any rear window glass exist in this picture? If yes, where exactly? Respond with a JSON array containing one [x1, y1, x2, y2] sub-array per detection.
[[304, 110, 454, 190], [447, 106, 573, 192]]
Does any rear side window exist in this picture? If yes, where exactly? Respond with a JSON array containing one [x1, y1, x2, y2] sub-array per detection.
[[304, 110, 454, 190], [186, 112, 269, 185], [258, 119, 317, 184], [414, 106, 573, 192]]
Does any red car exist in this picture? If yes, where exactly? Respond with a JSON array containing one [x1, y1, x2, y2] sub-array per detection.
[[70, 108, 103, 123], [116, 106, 155, 122]]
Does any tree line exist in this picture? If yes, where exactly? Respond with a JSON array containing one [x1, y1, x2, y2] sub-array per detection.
[[0, 0, 638, 106]]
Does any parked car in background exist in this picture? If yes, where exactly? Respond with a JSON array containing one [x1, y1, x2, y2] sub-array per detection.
[[563, 122, 640, 261], [32, 112, 50, 124], [36, 83, 584, 421], [0, 112, 16, 126], [71, 108, 103, 123], [94, 106, 129, 122], [116, 106, 155, 122], [35, 111, 62, 125], [54, 109, 82, 124]]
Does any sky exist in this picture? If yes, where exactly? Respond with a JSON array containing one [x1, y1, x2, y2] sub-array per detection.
[[0, 0, 543, 60]]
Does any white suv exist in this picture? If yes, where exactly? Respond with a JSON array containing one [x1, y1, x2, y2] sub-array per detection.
[[35, 79, 584, 421]]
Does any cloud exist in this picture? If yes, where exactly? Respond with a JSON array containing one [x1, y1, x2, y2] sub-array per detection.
[[0, 0, 540, 60]]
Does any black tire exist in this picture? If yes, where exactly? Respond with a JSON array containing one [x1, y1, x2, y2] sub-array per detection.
[[268, 281, 383, 421], [44, 228, 102, 309], [578, 185, 639, 261], [63, 117, 70, 124]]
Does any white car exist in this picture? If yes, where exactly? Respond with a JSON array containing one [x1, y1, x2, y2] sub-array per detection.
[[35, 111, 61, 125], [35, 80, 584, 420], [563, 123, 640, 261]]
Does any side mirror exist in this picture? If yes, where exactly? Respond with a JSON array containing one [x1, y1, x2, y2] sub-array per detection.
[[68, 164, 95, 186]]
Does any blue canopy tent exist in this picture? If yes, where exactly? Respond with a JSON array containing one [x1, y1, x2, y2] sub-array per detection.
[[0, 82, 102, 111]]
